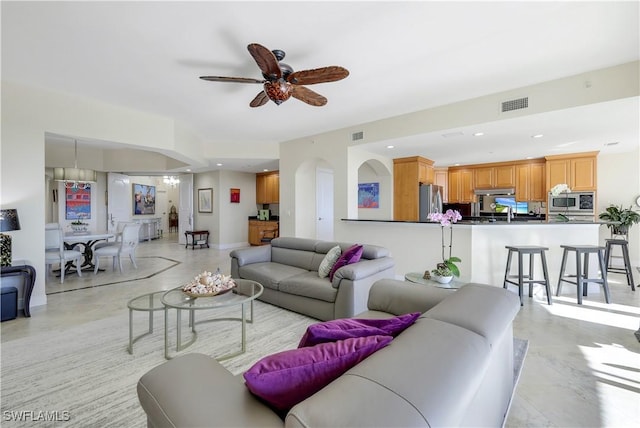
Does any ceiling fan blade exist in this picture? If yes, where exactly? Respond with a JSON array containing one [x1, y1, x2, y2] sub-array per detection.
[[247, 43, 281, 80], [287, 66, 349, 85], [250, 91, 269, 108], [291, 86, 327, 107], [199, 76, 264, 84]]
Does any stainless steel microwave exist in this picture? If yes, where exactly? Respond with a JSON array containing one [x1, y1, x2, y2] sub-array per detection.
[[548, 191, 595, 214]]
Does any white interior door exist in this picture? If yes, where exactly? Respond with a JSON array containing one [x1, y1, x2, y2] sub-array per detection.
[[178, 174, 193, 245], [316, 168, 334, 240], [107, 172, 131, 233]]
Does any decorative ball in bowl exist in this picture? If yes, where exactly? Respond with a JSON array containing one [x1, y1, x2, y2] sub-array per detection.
[[182, 271, 236, 298]]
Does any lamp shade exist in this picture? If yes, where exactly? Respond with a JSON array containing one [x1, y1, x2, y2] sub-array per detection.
[[53, 167, 97, 183], [0, 209, 21, 232]]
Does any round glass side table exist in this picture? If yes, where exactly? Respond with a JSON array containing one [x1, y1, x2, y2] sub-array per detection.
[[127, 290, 168, 354], [404, 271, 464, 290]]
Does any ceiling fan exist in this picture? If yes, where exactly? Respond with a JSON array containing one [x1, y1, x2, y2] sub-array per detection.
[[199, 43, 349, 107]]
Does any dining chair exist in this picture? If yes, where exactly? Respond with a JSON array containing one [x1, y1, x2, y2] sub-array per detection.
[[94, 221, 135, 250], [93, 223, 141, 274], [45, 226, 83, 283]]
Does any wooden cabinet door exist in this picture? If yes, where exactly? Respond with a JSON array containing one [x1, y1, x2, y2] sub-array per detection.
[[248, 221, 260, 245], [460, 170, 475, 203], [495, 165, 515, 188], [448, 170, 461, 203], [474, 167, 494, 189], [515, 164, 530, 201], [265, 173, 280, 203], [530, 163, 546, 201], [434, 168, 448, 203], [256, 175, 267, 204], [546, 159, 570, 191], [571, 157, 596, 191]]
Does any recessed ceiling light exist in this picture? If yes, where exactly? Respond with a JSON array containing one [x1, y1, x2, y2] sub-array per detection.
[[263, 169, 269, 172], [531, 134, 544, 139], [473, 132, 484, 137], [386, 145, 395, 149], [454, 163, 461, 166], [216, 163, 223, 166], [186, 169, 191, 172], [526, 156, 533, 159]]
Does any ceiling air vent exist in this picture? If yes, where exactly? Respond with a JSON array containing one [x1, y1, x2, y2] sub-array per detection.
[[352, 131, 364, 141], [501, 97, 528, 112]]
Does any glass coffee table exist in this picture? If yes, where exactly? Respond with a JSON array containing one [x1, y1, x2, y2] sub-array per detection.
[[161, 279, 263, 360], [404, 271, 464, 290]]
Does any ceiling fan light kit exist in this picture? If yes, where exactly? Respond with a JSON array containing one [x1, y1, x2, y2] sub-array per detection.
[[199, 43, 349, 107]]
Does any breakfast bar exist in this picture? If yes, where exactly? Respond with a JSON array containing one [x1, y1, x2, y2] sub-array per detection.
[[338, 219, 604, 293]]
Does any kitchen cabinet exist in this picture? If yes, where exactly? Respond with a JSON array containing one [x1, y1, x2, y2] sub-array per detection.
[[393, 156, 435, 221], [256, 171, 279, 204], [248, 219, 279, 246], [448, 169, 474, 203], [473, 164, 515, 189], [434, 168, 448, 203], [545, 152, 598, 191], [515, 161, 546, 202]]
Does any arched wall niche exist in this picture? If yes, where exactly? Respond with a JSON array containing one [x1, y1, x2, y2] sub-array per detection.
[[357, 158, 392, 220], [294, 157, 333, 238]]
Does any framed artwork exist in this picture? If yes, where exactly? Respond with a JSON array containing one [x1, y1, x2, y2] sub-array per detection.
[[198, 188, 213, 213], [230, 188, 240, 203], [133, 183, 156, 215], [65, 184, 92, 220], [358, 182, 379, 208]]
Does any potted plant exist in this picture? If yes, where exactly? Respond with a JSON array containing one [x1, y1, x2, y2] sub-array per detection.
[[70, 215, 89, 233], [598, 204, 640, 235], [425, 209, 463, 283]]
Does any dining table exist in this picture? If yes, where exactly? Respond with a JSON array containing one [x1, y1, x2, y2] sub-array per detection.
[[63, 231, 115, 273]]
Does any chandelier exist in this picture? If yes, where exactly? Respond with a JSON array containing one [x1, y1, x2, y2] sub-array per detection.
[[163, 176, 180, 187], [53, 139, 97, 190]]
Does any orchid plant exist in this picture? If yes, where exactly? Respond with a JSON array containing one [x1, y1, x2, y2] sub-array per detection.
[[550, 183, 571, 196], [427, 209, 462, 277]]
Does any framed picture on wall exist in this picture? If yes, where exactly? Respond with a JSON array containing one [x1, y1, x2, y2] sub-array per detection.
[[65, 184, 92, 220], [198, 188, 213, 213], [133, 183, 156, 215], [358, 182, 379, 208], [230, 188, 240, 203]]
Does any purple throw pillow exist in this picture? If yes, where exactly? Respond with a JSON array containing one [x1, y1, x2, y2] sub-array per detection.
[[329, 244, 364, 281], [243, 335, 392, 412], [298, 312, 421, 348]]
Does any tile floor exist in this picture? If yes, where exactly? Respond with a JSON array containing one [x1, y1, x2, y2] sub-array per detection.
[[2, 233, 639, 426]]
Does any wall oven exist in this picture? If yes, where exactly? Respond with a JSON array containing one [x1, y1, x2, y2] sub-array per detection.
[[548, 191, 595, 215]]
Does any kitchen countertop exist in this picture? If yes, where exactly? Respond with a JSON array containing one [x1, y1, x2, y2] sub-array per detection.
[[341, 218, 607, 225]]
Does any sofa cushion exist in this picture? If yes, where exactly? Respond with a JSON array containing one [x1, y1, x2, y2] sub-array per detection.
[[243, 335, 393, 413], [298, 312, 421, 347], [279, 271, 338, 302], [318, 245, 342, 278], [238, 262, 307, 291], [329, 244, 363, 281]]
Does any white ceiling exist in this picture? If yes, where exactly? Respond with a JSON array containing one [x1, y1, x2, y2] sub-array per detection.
[[2, 1, 639, 173]]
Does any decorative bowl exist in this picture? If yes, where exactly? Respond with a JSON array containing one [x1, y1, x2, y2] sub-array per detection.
[[431, 274, 453, 284], [182, 288, 234, 299], [70, 224, 89, 233], [181, 271, 236, 298]]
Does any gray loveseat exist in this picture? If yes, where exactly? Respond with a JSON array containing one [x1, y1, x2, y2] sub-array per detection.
[[229, 237, 395, 320], [137, 279, 521, 427]]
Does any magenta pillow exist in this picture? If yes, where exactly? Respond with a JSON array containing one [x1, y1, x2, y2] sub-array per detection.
[[243, 335, 392, 412], [329, 244, 364, 281], [298, 312, 421, 348]]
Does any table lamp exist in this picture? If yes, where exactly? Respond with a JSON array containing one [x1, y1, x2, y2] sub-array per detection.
[[0, 209, 21, 267]]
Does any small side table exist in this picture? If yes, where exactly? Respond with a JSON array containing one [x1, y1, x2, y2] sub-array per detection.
[[404, 271, 464, 290], [127, 290, 167, 354], [185, 230, 210, 250]]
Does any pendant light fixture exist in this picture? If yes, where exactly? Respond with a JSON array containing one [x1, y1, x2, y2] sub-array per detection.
[[163, 176, 180, 188], [53, 139, 97, 190]]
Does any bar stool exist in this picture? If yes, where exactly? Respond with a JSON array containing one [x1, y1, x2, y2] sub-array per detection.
[[604, 239, 636, 291], [503, 246, 552, 306], [556, 245, 610, 304]]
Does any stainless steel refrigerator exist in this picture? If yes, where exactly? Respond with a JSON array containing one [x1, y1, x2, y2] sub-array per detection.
[[419, 184, 444, 222]]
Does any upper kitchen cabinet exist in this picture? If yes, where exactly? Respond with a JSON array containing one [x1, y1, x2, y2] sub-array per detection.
[[256, 171, 280, 204], [545, 152, 598, 191], [515, 160, 546, 201], [448, 168, 474, 203], [393, 156, 435, 221], [474, 164, 515, 189], [434, 168, 448, 203]]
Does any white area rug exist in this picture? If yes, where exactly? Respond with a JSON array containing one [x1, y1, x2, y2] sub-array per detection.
[[1, 303, 528, 427]]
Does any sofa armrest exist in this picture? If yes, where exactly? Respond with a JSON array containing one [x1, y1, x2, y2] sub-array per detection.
[[366, 278, 453, 315], [230, 245, 271, 267], [332, 257, 395, 288]]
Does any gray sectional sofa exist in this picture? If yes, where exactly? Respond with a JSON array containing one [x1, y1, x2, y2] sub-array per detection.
[[229, 237, 395, 320], [137, 279, 521, 427]]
